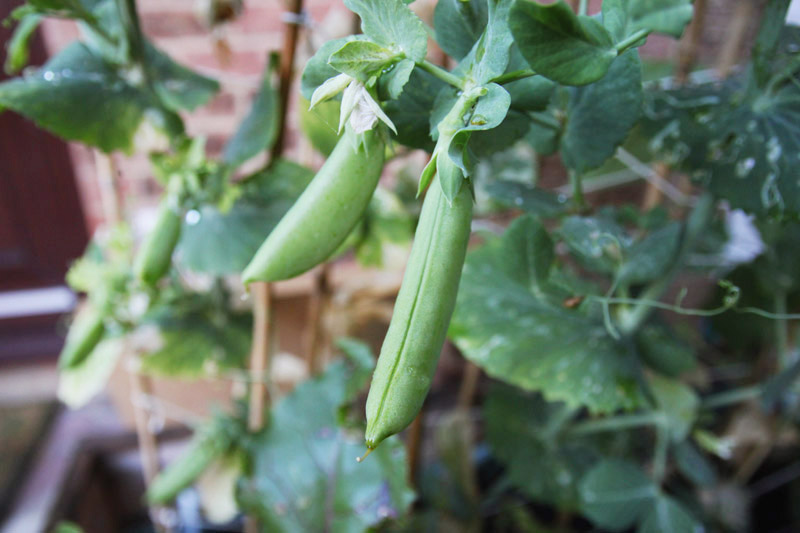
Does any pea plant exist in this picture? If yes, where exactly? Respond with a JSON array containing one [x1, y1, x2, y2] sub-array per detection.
[[4, 0, 800, 531]]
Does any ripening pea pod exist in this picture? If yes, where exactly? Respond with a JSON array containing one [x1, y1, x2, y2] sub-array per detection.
[[134, 199, 183, 285], [58, 303, 107, 369], [146, 420, 232, 505], [242, 125, 385, 283], [364, 168, 473, 451]]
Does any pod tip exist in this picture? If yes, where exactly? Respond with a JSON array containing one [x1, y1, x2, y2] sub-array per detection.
[[356, 447, 374, 463]]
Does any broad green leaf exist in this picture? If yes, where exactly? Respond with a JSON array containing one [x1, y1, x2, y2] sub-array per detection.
[[377, 58, 415, 101], [328, 40, 399, 81], [450, 216, 645, 413], [300, 36, 366, 100], [526, 112, 560, 155], [384, 68, 446, 151], [673, 441, 717, 487], [58, 337, 121, 408], [505, 47, 556, 112], [649, 374, 699, 442], [469, 109, 533, 158], [578, 459, 657, 531], [601, 0, 628, 42], [635, 324, 696, 377], [509, 0, 617, 86], [0, 42, 164, 152], [239, 359, 415, 532], [638, 495, 702, 533], [626, 0, 694, 40], [433, 0, 488, 60], [223, 56, 279, 167], [483, 180, 569, 217], [4, 14, 42, 75], [560, 216, 629, 275], [145, 43, 219, 112], [344, 0, 427, 61], [178, 160, 314, 275], [617, 222, 681, 286], [485, 384, 599, 508], [471, 0, 514, 84], [140, 295, 252, 378], [561, 50, 643, 173]]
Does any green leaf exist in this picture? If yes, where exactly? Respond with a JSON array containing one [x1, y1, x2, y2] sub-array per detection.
[[561, 50, 643, 173], [617, 222, 681, 286], [635, 324, 696, 377], [638, 495, 701, 533], [178, 160, 314, 275], [505, 47, 557, 112], [471, 0, 515, 84], [433, 0, 488, 60], [579, 459, 657, 531], [483, 180, 569, 217], [145, 43, 219, 112], [377, 58, 415, 101], [485, 384, 599, 508], [509, 0, 617, 86], [140, 295, 252, 378], [328, 40, 399, 81], [450, 216, 645, 413], [384, 68, 446, 151], [649, 374, 699, 442], [0, 42, 161, 152], [223, 56, 279, 167], [4, 14, 42, 75], [625, 0, 694, 40], [344, 0, 427, 61], [560, 215, 629, 275], [239, 359, 415, 532], [301, 36, 366, 100], [57, 337, 122, 409], [673, 441, 717, 487]]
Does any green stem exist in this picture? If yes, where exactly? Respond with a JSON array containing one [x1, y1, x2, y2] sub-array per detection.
[[491, 69, 538, 85], [702, 385, 762, 409], [617, 193, 714, 335], [569, 170, 585, 210], [775, 291, 789, 368], [578, 0, 588, 16], [616, 29, 650, 54], [652, 424, 669, 484], [416, 59, 464, 89], [567, 412, 665, 436]]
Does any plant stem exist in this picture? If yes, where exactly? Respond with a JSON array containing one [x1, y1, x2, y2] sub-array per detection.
[[775, 291, 790, 368], [491, 69, 538, 85], [702, 385, 762, 409], [417, 59, 464, 89], [569, 170, 586, 210], [578, 0, 588, 16], [567, 412, 665, 436], [652, 424, 669, 484], [615, 30, 650, 54]]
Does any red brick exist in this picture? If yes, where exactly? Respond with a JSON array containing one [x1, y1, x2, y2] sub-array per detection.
[[205, 92, 236, 114], [142, 11, 207, 38], [186, 50, 269, 76]]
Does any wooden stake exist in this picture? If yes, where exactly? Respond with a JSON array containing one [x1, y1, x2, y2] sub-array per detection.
[[675, 0, 707, 84], [305, 263, 331, 376], [457, 361, 481, 411], [716, 0, 756, 78], [406, 409, 424, 488], [248, 282, 272, 432], [270, 0, 305, 160]]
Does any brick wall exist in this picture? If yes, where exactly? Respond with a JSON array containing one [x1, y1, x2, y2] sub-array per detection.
[[35, 0, 760, 235]]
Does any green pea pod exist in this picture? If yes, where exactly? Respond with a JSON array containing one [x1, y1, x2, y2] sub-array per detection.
[[242, 126, 385, 283], [364, 173, 473, 450], [134, 200, 183, 285], [58, 305, 106, 369], [146, 421, 232, 505]]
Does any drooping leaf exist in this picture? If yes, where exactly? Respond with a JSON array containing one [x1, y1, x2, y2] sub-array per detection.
[[578, 459, 657, 531], [145, 43, 219, 112], [178, 160, 314, 275], [0, 42, 169, 152], [561, 50, 643, 173], [432, 0, 488, 60], [239, 358, 415, 532], [377, 58, 415, 101], [450, 216, 645, 413], [509, 0, 617, 86], [344, 0, 427, 61], [223, 55, 279, 167], [485, 384, 599, 508]]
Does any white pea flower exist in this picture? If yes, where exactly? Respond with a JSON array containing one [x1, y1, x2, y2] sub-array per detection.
[[309, 74, 396, 135]]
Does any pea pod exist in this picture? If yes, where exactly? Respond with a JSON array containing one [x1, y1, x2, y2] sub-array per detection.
[[58, 304, 106, 369], [134, 199, 183, 285], [242, 126, 384, 283], [364, 172, 473, 450], [146, 420, 232, 505]]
